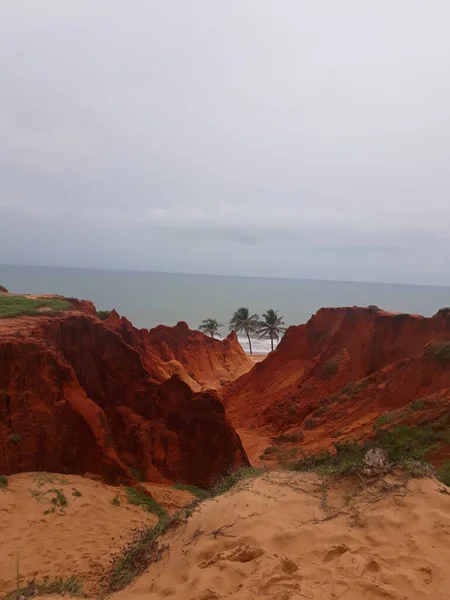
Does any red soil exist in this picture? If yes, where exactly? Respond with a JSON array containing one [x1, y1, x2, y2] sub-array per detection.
[[224, 307, 450, 462], [0, 300, 249, 486]]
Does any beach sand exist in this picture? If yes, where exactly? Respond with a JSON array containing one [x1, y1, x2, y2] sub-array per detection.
[[0, 473, 193, 596], [5, 470, 450, 600]]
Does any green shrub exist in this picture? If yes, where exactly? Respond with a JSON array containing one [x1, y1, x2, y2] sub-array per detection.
[[426, 342, 450, 365], [0, 475, 8, 489], [322, 359, 339, 377], [411, 399, 425, 412], [436, 460, 450, 486], [375, 414, 394, 427], [97, 310, 112, 321], [8, 433, 21, 444]]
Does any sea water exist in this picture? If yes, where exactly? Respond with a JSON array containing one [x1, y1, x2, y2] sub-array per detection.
[[1, 264, 449, 354]]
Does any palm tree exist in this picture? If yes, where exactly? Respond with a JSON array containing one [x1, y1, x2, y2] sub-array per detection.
[[229, 307, 260, 354], [198, 318, 223, 338], [258, 309, 286, 351]]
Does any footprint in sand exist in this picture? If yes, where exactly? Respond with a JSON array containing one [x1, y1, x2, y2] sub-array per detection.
[[199, 545, 264, 568], [323, 543, 349, 563]]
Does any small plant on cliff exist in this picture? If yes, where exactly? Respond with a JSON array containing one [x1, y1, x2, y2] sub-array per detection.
[[426, 342, 450, 365], [96, 309, 112, 320], [322, 357, 339, 377], [436, 460, 450, 486], [198, 318, 223, 338], [375, 413, 394, 428], [112, 494, 120, 506], [125, 487, 168, 520], [0, 475, 8, 489], [257, 309, 286, 352], [8, 433, 21, 444], [229, 307, 260, 355]]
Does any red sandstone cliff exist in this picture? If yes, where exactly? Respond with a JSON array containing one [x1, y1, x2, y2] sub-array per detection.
[[224, 307, 450, 459], [0, 305, 249, 486], [104, 311, 253, 391]]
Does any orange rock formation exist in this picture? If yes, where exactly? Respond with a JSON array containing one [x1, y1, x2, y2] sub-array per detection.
[[104, 311, 253, 391], [224, 307, 450, 461], [0, 300, 249, 486]]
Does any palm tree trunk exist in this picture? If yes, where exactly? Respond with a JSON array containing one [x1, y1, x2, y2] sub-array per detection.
[[246, 331, 253, 355], [270, 334, 274, 352]]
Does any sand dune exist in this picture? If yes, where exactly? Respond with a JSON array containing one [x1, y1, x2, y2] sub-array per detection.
[[117, 471, 450, 600], [0, 473, 192, 597], [3, 470, 450, 600]]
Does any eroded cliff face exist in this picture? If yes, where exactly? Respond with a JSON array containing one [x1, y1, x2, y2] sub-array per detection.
[[224, 307, 450, 459], [104, 311, 253, 391], [0, 307, 249, 486]]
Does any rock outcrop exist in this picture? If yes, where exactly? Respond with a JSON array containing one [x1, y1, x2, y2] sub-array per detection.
[[0, 307, 249, 486], [224, 307, 450, 460], [0, 285, 8, 293], [104, 311, 253, 391]]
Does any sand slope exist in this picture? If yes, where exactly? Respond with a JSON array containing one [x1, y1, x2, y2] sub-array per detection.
[[3, 471, 450, 600], [114, 471, 450, 600], [0, 473, 192, 596]]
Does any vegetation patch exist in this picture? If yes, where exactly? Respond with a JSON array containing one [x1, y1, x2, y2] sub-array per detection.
[[0, 295, 70, 318], [436, 460, 450, 486], [173, 483, 209, 499], [130, 467, 144, 482], [97, 309, 112, 320], [426, 342, 450, 365], [375, 413, 394, 428], [125, 487, 168, 520], [210, 467, 264, 496], [271, 432, 304, 444], [411, 399, 425, 412], [8, 433, 21, 444], [322, 358, 339, 377], [6, 576, 82, 599], [261, 446, 300, 462], [0, 474, 8, 489], [304, 418, 318, 430], [293, 419, 450, 482], [112, 494, 120, 506]]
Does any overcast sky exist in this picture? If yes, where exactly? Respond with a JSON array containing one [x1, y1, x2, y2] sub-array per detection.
[[1, 1, 450, 285]]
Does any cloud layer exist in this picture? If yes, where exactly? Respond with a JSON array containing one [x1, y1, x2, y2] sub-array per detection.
[[1, 1, 450, 284]]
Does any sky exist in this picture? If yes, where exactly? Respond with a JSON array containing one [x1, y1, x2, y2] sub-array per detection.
[[1, 1, 450, 285]]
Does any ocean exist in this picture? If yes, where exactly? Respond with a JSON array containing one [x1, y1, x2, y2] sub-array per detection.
[[1, 264, 450, 354]]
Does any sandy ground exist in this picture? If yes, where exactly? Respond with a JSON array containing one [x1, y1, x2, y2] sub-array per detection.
[[113, 471, 450, 600], [4, 470, 450, 600], [0, 473, 193, 597]]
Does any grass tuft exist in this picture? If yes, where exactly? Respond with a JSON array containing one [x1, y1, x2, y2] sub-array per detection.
[[6, 576, 83, 599], [0, 474, 8, 489], [210, 467, 264, 496], [0, 295, 70, 318], [125, 487, 168, 520], [112, 494, 120, 506], [173, 483, 209, 499]]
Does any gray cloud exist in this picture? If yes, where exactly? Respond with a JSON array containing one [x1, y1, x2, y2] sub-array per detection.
[[1, 1, 450, 284]]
